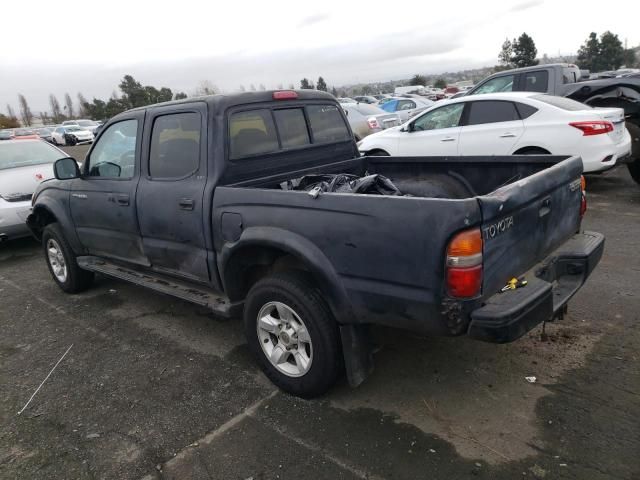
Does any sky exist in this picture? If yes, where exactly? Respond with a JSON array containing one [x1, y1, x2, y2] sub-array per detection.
[[1, 0, 638, 114]]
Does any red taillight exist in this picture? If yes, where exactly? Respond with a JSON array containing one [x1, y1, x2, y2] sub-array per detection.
[[367, 117, 380, 129], [273, 90, 298, 100], [569, 121, 613, 136], [446, 228, 483, 298]]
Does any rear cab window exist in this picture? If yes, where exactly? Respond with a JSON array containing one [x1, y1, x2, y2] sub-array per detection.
[[521, 70, 549, 93], [228, 103, 350, 160]]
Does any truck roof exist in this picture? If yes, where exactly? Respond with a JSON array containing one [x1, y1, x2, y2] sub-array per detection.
[[127, 90, 337, 113], [489, 63, 578, 75]]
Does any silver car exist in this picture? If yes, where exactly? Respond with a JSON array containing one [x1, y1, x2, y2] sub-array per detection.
[[0, 140, 64, 241], [342, 103, 401, 140]]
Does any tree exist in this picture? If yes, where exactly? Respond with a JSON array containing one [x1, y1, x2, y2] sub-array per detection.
[[119, 75, 147, 108], [361, 85, 373, 95], [409, 74, 427, 86], [259, 84, 266, 91], [330, 86, 338, 97], [77, 93, 88, 117], [250, 84, 257, 91], [434, 78, 447, 89], [498, 38, 513, 67], [316, 76, 327, 92], [64, 93, 74, 119], [6, 104, 17, 122], [599, 31, 625, 70], [18, 94, 34, 126], [300, 78, 314, 89], [577, 32, 601, 71], [174, 92, 188, 100], [511, 33, 538, 68], [49, 95, 63, 123], [0, 114, 20, 129], [195, 80, 216, 96]]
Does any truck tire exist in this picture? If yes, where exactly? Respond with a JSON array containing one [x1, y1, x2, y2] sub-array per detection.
[[42, 223, 94, 293], [244, 271, 342, 398], [629, 160, 640, 184]]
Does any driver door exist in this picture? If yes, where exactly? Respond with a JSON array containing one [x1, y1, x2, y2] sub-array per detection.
[[69, 112, 148, 265], [398, 102, 465, 156]]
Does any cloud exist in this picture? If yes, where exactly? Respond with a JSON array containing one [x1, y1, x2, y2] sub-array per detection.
[[508, 0, 543, 13], [297, 13, 331, 28]]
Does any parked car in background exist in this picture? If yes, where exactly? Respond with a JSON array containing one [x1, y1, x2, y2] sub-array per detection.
[[353, 96, 378, 104], [379, 97, 434, 121], [337, 97, 357, 104], [0, 139, 66, 241], [13, 129, 40, 140], [358, 92, 631, 173], [51, 125, 94, 146], [462, 63, 640, 183], [75, 119, 101, 134], [36, 128, 54, 143], [0, 130, 14, 141], [342, 103, 401, 140], [372, 94, 391, 101]]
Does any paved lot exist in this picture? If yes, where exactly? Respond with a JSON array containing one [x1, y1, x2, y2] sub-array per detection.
[[1, 148, 639, 479]]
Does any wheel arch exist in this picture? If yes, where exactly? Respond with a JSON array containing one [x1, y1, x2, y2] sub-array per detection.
[[219, 227, 353, 324]]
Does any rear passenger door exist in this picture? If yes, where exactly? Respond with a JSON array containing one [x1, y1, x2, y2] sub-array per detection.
[[458, 100, 524, 155], [136, 103, 209, 282]]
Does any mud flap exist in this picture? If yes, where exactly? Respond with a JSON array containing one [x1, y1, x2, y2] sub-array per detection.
[[339, 324, 374, 387]]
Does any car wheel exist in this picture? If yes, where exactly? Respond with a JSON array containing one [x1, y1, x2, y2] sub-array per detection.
[[42, 223, 94, 293], [515, 147, 550, 155], [244, 271, 342, 398], [52, 137, 58, 146], [368, 149, 390, 156], [628, 159, 640, 185]]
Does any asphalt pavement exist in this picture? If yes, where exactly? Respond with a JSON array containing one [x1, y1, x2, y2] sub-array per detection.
[[0, 150, 638, 479]]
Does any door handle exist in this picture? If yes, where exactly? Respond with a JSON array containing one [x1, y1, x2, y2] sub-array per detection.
[[500, 133, 517, 138], [179, 198, 194, 210], [108, 194, 129, 206], [441, 137, 456, 142], [539, 197, 551, 217]]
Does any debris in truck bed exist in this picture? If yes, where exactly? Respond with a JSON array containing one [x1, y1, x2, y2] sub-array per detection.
[[289, 173, 404, 196]]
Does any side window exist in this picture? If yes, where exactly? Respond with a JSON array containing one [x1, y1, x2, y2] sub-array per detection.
[[514, 102, 538, 119], [412, 103, 464, 131], [87, 119, 138, 178], [306, 105, 351, 143], [380, 101, 395, 112], [149, 112, 201, 178], [398, 100, 416, 110], [473, 75, 515, 94], [229, 109, 279, 159], [522, 70, 548, 93], [466, 101, 519, 125], [273, 108, 310, 149]]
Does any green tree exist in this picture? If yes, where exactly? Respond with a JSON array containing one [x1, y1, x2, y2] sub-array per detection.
[[300, 78, 314, 89], [330, 86, 338, 97], [64, 93, 74, 119], [577, 32, 602, 71], [49, 95, 63, 123], [599, 31, 625, 70], [316, 76, 328, 92], [119, 75, 148, 108], [511, 33, 538, 68], [6, 104, 17, 122], [174, 92, 188, 100], [77, 93, 88, 117], [434, 78, 447, 89], [498, 38, 513, 67], [361, 85, 373, 95], [409, 74, 427, 86]]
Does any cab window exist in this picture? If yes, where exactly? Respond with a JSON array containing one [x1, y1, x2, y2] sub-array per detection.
[[412, 103, 464, 131], [229, 109, 279, 159], [149, 112, 201, 178], [473, 75, 515, 94], [306, 105, 351, 143], [522, 70, 548, 93], [273, 108, 310, 149], [87, 119, 138, 178]]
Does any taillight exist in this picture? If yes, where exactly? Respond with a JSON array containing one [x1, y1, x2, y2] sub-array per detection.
[[273, 90, 298, 100], [569, 121, 613, 136], [580, 175, 587, 217], [367, 117, 380, 129], [446, 228, 483, 298]]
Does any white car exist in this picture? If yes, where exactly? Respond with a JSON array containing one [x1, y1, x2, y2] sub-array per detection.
[[0, 140, 64, 241], [358, 92, 632, 173], [378, 97, 435, 122], [51, 125, 94, 146]]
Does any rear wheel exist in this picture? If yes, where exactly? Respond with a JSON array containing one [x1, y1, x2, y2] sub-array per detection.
[[42, 223, 94, 293], [515, 147, 550, 155], [244, 271, 342, 398], [367, 149, 390, 156]]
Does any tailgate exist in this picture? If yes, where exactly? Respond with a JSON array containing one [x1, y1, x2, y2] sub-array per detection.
[[478, 156, 583, 297], [596, 107, 626, 144]]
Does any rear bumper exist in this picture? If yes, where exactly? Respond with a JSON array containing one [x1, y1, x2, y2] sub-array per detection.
[[467, 231, 604, 343]]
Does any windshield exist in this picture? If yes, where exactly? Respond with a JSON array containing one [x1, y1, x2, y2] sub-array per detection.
[[65, 126, 82, 132], [0, 141, 63, 170]]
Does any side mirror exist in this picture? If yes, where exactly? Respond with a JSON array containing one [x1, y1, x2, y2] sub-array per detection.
[[53, 157, 81, 180]]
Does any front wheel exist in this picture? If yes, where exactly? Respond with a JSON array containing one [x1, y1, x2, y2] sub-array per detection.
[[244, 271, 342, 398], [42, 223, 94, 293]]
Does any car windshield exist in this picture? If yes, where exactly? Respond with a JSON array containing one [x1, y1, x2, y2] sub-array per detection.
[[0, 141, 63, 170], [77, 120, 96, 127], [65, 126, 82, 132]]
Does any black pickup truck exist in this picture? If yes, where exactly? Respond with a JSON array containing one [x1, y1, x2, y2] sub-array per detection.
[[28, 90, 604, 397]]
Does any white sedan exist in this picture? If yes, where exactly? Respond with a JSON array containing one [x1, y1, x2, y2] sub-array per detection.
[[51, 125, 94, 146], [358, 92, 632, 173]]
